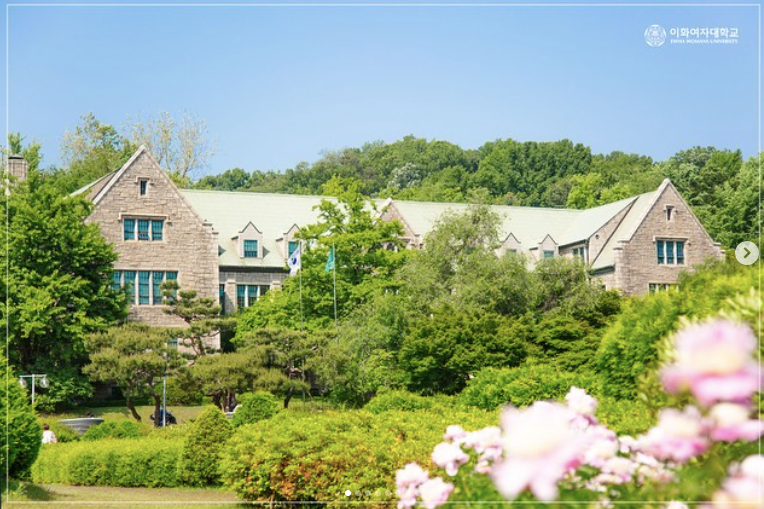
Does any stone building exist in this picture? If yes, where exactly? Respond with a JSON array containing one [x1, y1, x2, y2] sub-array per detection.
[[73, 146, 724, 327]]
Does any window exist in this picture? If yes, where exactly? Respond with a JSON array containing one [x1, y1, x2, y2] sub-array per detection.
[[151, 220, 163, 241], [123, 219, 135, 241], [139, 179, 149, 196], [138, 220, 150, 241], [237, 285, 246, 309], [649, 283, 676, 294], [153, 272, 164, 305], [248, 285, 257, 306], [219, 285, 226, 315], [123, 217, 164, 241], [165, 271, 178, 298], [288, 240, 299, 257], [111, 271, 121, 292], [656, 240, 685, 266], [168, 338, 178, 349], [123, 271, 136, 304], [244, 239, 258, 258], [259, 285, 269, 298], [138, 271, 150, 305], [543, 250, 555, 259], [665, 205, 675, 222]]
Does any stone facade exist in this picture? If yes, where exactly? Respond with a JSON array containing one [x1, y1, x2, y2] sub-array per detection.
[[615, 182, 723, 295], [86, 148, 220, 337]]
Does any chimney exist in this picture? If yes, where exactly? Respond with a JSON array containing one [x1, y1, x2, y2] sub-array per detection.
[[6, 154, 28, 182]]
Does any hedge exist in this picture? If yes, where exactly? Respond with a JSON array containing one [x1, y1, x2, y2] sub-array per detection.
[[457, 364, 600, 410], [31, 438, 183, 487], [219, 407, 496, 506], [179, 406, 233, 486], [81, 420, 151, 441], [364, 389, 453, 414]]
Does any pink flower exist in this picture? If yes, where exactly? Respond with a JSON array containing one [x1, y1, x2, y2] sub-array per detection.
[[703, 455, 764, 509], [582, 425, 619, 469], [662, 320, 761, 406], [666, 502, 689, 509], [709, 403, 764, 442], [566, 386, 598, 417], [464, 426, 503, 474], [431, 442, 469, 477], [418, 477, 454, 509], [395, 462, 429, 509], [637, 407, 709, 463], [443, 425, 468, 443], [491, 401, 592, 501]]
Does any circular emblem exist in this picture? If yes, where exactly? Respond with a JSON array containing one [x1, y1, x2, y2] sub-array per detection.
[[644, 25, 667, 47]]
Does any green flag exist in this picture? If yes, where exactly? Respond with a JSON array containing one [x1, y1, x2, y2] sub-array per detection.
[[325, 246, 335, 273]]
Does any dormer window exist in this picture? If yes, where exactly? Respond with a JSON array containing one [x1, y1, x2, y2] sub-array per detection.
[[139, 178, 149, 196], [288, 240, 300, 257], [244, 239, 259, 258]]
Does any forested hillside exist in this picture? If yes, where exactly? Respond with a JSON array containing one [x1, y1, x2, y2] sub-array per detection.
[[193, 136, 759, 249]]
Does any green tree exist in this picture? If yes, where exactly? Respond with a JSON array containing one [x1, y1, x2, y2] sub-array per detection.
[[46, 113, 136, 195], [0, 167, 127, 410], [0, 354, 42, 488], [191, 351, 266, 411], [84, 325, 182, 425]]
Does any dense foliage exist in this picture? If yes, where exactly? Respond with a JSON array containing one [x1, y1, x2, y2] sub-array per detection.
[[179, 406, 233, 486], [81, 420, 151, 441], [0, 355, 42, 487], [231, 391, 280, 427], [31, 438, 183, 487]]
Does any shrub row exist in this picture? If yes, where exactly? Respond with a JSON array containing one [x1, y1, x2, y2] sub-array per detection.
[[82, 420, 151, 441], [364, 389, 453, 414], [31, 438, 183, 487], [457, 364, 600, 410], [219, 407, 497, 506]]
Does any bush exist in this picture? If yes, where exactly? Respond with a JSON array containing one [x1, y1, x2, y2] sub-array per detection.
[[595, 397, 656, 436], [365, 390, 452, 414], [31, 438, 183, 487], [219, 408, 497, 505], [1, 355, 42, 487], [231, 391, 280, 427], [457, 364, 600, 410], [179, 406, 233, 486], [47, 421, 80, 443], [81, 420, 151, 441]]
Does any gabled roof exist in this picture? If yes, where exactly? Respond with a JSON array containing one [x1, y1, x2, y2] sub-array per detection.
[[590, 188, 660, 270]]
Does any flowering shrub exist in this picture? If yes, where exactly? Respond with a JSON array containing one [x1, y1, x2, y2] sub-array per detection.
[[396, 318, 763, 508]]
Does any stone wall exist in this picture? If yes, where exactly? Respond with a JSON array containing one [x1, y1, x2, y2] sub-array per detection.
[[618, 183, 723, 295], [87, 149, 220, 327]]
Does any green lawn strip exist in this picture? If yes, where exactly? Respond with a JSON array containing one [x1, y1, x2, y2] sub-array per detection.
[[3, 483, 245, 508]]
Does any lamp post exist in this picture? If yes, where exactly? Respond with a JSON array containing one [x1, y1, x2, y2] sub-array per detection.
[[18, 374, 48, 407]]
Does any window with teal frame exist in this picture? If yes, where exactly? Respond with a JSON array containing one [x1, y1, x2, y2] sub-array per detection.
[[138, 220, 150, 241], [153, 271, 164, 305], [138, 271, 150, 304], [237, 285, 246, 309], [657, 241, 665, 264], [123, 219, 135, 241], [165, 271, 178, 297], [543, 250, 554, 259], [288, 240, 299, 256], [219, 284, 226, 315], [111, 271, 121, 292], [248, 285, 257, 306], [259, 285, 269, 298], [123, 271, 136, 303], [244, 240, 258, 258], [677, 241, 685, 265], [666, 242, 675, 264], [151, 220, 163, 241]]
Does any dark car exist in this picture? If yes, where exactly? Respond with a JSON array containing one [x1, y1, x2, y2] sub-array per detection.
[[150, 409, 177, 426]]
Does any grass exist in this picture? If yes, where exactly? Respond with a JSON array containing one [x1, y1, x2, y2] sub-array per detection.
[[42, 395, 336, 426], [3, 483, 247, 508]]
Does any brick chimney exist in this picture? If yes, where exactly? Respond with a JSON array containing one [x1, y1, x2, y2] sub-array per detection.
[[6, 154, 28, 182]]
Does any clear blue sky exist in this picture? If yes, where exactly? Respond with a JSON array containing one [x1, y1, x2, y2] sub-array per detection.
[[3, 1, 761, 178]]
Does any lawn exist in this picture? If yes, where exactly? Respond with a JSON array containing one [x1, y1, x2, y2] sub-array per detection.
[[3, 483, 246, 509], [42, 397, 335, 425]]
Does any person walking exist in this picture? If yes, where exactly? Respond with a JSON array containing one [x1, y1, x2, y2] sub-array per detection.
[[41, 423, 57, 444]]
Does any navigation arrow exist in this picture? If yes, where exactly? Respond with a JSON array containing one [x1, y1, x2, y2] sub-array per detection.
[[744, 247, 751, 258]]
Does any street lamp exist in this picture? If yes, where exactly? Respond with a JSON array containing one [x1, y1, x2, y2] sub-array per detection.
[[19, 374, 48, 407]]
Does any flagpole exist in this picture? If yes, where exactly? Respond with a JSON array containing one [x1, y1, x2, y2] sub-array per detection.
[[298, 263, 304, 332], [332, 244, 337, 328]]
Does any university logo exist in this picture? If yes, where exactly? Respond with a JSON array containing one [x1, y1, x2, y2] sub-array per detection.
[[644, 25, 667, 47]]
